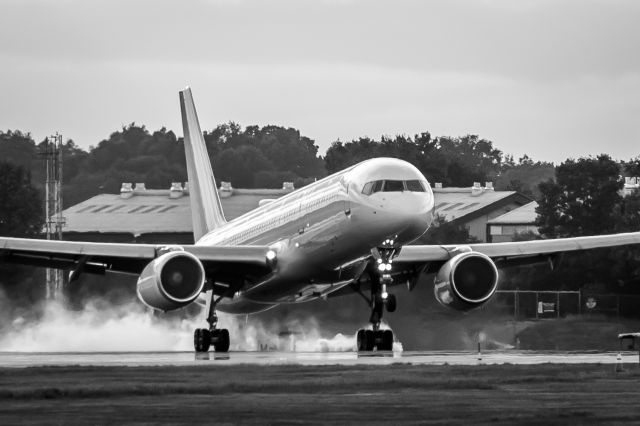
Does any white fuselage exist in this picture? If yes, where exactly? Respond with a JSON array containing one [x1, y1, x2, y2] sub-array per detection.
[[196, 158, 436, 313]]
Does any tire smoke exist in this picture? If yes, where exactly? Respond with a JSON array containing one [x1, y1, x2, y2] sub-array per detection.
[[0, 297, 362, 352]]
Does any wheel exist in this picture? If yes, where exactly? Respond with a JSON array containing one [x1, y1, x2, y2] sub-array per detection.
[[213, 328, 230, 353], [382, 330, 394, 351], [194, 328, 211, 352], [364, 330, 375, 351], [356, 329, 366, 351], [386, 294, 397, 313]]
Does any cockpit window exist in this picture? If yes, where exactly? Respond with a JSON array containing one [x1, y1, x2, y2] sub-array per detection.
[[361, 181, 374, 195], [383, 180, 404, 192], [361, 179, 428, 195], [405, 180, 425, 192]]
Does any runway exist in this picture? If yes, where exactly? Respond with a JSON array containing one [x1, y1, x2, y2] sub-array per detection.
[[0, 350, 637, 367]]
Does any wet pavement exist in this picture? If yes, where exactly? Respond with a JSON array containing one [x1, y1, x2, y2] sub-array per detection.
[[0, 350, 637, 368]]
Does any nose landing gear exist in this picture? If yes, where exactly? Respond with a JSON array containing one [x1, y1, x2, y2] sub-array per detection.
[[194, 292, 230, 353], [355, 242, 399, 352]]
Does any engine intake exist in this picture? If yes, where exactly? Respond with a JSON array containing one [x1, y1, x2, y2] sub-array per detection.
[[434, 251, 498, 311], [136, 251, 206, 311]]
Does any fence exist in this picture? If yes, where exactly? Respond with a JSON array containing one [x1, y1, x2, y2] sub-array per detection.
[[492, 290, 640, 320]]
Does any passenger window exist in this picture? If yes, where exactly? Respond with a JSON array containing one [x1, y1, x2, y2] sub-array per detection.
[[405, 180, 425, 192], [383, 180, 404, 192]]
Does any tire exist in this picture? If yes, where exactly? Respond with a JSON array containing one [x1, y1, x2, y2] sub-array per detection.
[[364, 330, 375, 351], [214, 328, 230, 353], [382, 330, 394, 351], [386, 294, 397, 313], [356, 329, 366, 351], [194, 328, 211, 352]]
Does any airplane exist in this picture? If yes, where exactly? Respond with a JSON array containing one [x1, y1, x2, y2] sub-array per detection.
[[2, 87, 640, 353]]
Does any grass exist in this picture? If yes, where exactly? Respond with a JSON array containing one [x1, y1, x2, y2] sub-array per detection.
[[1, 364, 640, 424]]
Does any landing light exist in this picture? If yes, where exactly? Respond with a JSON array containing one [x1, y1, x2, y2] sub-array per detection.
[[378, 263, 386, 272], [266, 250, 277, 261], [381, 291, 389, 300], [385, 263, 392, 271]]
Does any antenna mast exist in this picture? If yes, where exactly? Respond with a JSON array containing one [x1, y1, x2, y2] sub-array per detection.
[[43, 133, 65, 300]]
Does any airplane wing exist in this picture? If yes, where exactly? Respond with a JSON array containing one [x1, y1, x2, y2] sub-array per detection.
[[0, 236, 273, 276], [395, 231, 640, 266], [328, 231, 640, 300]]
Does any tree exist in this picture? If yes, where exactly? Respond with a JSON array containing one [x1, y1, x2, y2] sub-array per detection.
[[205, 123, 326, 188], [325, 133, 503, 187], [433, 135, 503, 186], [214, 146, 274, 188], [536, 155, 622, 238], [496, 155, 555, 199], [533, 156, 640, 294], [0, 130, 37, 172], [623, 157, 640, 177], [0, 162, 42, 237]]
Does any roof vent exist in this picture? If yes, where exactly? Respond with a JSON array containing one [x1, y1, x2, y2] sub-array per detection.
[[219, 181, 233, 198], [434, 182, 443, 189], [471, 182, 483, 196], [183, 182, 189, 194], [485, 182, 494, 191], [283, 182, 295, 191], [169, 182, 184, 199], [120, 183, 133, 199], [135, 183, 146, 191]]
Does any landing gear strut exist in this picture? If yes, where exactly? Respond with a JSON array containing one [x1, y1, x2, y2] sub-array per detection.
[[194, 292, 230, 353], [356, 241, 399, 352]]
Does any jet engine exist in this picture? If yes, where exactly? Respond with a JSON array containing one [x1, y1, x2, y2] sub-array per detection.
[[434, 251, 498, 311], [136, 250, 206, 311]]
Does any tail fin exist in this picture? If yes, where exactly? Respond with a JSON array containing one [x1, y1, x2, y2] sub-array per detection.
[[179, 87, 226, 241]]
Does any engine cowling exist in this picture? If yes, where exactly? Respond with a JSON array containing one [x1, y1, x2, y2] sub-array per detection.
[[136, 251, 206, 311], [434, 251, 498, 311]]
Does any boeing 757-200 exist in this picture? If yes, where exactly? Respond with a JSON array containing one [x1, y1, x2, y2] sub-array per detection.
[[2, 88, 640, 352]]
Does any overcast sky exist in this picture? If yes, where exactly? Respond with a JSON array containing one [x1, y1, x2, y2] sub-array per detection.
[[1, 0, 638, 163]]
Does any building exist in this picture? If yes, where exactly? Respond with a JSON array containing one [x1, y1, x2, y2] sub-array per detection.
[[62, 182, 293, 244], [486, 201, 539, 243], [62, 181, 532, 243], [432, 182, 532, 242], [485, 175, 640, 243], [623, 177, 640, 197]]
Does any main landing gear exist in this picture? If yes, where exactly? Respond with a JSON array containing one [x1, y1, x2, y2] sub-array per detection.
[[194, 293, 230, 353], [356, 240, 399, 352]]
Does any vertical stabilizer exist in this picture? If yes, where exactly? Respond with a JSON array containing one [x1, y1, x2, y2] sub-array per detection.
[[179, 87, 226, 241]]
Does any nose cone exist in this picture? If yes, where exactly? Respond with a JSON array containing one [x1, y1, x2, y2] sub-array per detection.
[[353, 190, 434, 245], [376, 191, 435, 242], [345, 157, 435, 244]]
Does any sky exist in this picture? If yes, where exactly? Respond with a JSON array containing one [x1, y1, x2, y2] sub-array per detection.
[[0, 0, 639, 163]]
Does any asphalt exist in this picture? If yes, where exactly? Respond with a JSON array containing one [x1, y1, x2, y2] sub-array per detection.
[[0, 350, 637, 368]]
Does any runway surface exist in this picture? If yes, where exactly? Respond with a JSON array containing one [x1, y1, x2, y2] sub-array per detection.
[[0, 350, 637, 367]]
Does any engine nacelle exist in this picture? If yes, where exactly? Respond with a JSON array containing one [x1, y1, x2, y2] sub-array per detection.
[[434, 251, 498, 311], [136, 251, 206, 311]]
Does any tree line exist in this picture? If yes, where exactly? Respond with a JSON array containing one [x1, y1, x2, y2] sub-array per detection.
[[0, 125, 560, 208]]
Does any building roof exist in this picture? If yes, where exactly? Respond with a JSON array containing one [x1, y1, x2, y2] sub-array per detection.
[[63, 188, 290, 235], [63, 185, 532, 236], [487, 201, 538, 225], [432, 187, 531, 222]]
